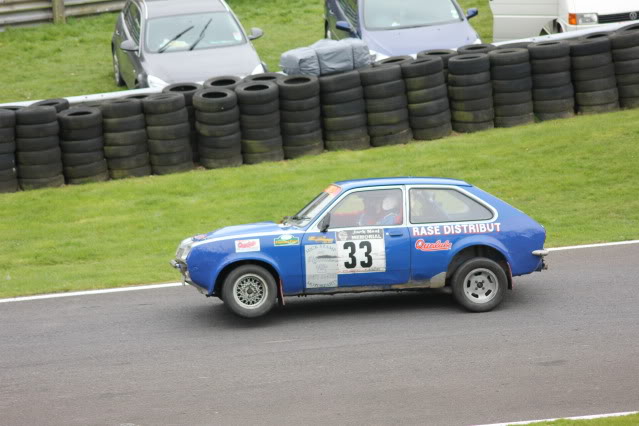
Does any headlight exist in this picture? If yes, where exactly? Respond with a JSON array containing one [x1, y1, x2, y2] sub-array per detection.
[[147, 74, 169, 89], [176, 238, 194, 261], [569, 13, 598, 25]]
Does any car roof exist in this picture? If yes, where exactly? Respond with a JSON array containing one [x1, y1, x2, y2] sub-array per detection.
[[334, 177, 471, 191], [141, 0, 229, 19]]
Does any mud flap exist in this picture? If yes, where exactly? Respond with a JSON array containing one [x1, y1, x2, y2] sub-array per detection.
[[277, 279, 285, 307]]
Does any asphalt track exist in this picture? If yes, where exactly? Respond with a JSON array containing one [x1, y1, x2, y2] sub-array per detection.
[[1, 244, 638, 426]]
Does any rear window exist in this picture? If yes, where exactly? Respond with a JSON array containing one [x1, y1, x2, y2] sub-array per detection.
[[409, 188, 493, 223]]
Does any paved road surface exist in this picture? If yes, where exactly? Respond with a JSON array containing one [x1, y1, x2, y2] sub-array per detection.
[[1, 245, 638, 425]]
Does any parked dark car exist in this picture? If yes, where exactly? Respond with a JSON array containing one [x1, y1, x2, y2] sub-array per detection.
[[112, 0, 266, 89], [325, 0, 481, 56]]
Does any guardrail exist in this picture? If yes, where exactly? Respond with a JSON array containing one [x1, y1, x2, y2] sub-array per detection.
[[0, 0, 124, 29]]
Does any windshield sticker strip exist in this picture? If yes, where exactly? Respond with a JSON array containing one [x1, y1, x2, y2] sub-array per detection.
[[412, 222, 501, 237]]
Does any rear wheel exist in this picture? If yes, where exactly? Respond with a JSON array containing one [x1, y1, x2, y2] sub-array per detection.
[[113, 49, 125, 87], [451, 258, 507, 312], [222, 264, 277, 318]]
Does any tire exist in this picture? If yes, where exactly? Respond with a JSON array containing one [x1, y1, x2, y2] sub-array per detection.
[[533, 85, 574, 101], [407, 84, 448, 104], [198, 132, 242, 149], [457, 44, 496, 55], [221, 264, 278, 318], [199, 155, 243, 169], [235, 81, 279, 105], [452, 121, 494, 133], [323, 114, 367, 131], [448, 83, 492, 101], [447, 71, 491, 87], [241, 137, 283, 154], [359, 64, 402, 86], [103, 143, 147, 158], [163, 83, 203, 106], [0, 109, 16, 128], [451, 109, 495, 123], [243, 72, 285, 83], [571, 34, 611, 56], [619, 84, 639, 98], [243, 149, 284, 165], [488, 48, 529, 66], [0, 178, 18, 193], [108, 152, 150, 169], [573, 76, 617, 93], [613, 59, 639, 75], [416, 49, 457, 67], [322, 99, 366, 117], [616, 72, 639, 85], [528, 40, 570, 59], [60, 126, 102, 141], [495, 113, 535, 128], [280, 96, 321, 111], [281, 120, 320, 135], [0, 153, 15, 169], [283, 141, 324, 159], [240, 111, 280, 129], [199, 145, 241, 159], [18, 174, 64, 191], [100, 98, 142, 119], [66, 170, 109, 185], [277, 76, 320, 100], [400, 57, 443, 78], [322, 87, 365, 105], [369, 121, 410, 137], [152, 161, 194, 175], [241, 126, 281, 140], [195, 108, 240, 126], [367, 109, 408, 126], [109, 165, 152, 179], [530, 56, 571, 74], [17, 136, 60, 152], [575, 88, 619, 106], [103, 115, 146, 132], [572, 64, 615, 81], [16, 107, 57, 125], [610, 24, 639, 49], [571, 52, 613, 69], [203, 75, 243, 90], [319, 70, 361, 92], [493, 91, 532, 106], [18, 162, 63, 179], [0, 141, 16, 154], [32, 98, 69, 113], [193, 89, 238, 112], [365, 95, 408, 113], [412, 122, 452, 141], [16, 122, 59, 139], [536, 110, 575, 121], [531, 71, 572, 89], [144, 109, 188, 127], [282, 129, 323, 147], [410, 110, 451, 129], [451, 257, 507, 312], [16, 147, 62, 165], [239, 99, 279, 115], [448, 54, 490, 75], [64, 159, 108, 179], [492, 77, 533, 93], [150, 150, 192, 166], [578, 103, 619, 114], [363, 80, 406, 99], [147, 138, 190, 154], [195, 121, 240, 138], [491, 63, 532, 80], [534, 98, 576, 113], [376, 55, 414, 67], [147, 123, 190, 140], [620, 96, 639, 108], [103, 129, 146, 147], [324, 136, 370, 151], [408, 98, 450, 116], [450, 98, 493, 111], [323, 127, 368, 142], [404, 73, 445, 91], [143, 93, 186, 114], [494, 102, 534, 117], [58, 107, 102, 129], [63, 150, 106, 166], [370, 128, 412, 147]]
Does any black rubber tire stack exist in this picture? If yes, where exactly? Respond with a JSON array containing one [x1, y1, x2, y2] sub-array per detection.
[[571, 33, 619, 114], [528, 40, 575, 121], [488, 48, 534, 128], [457, 44, 496, 55], [610, 24, 639, 108], [33, 98, 70, 113], [142, 93, 194, 175], [0, 109, 18, 193], [447, 54, 494, 133], [319, 70, 370, 151], [100, 98, 151, 180], [14, 106, 64, 190], [57, 107, 108, 185], [360, 64, 412, 146], [243, 72, 285, 84], [400, 56, 452, 141], [163, 83, 202, 162], [416, 50, 457, 82], [277, 76, 324, 159], [193, 88, 242, 169], [235, 81, 284, 164], [203, 75, 242, 91]]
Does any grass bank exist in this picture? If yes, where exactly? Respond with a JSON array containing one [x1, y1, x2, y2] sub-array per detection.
[[532, 412, 639, 425], [0, 0, 492, 103], [1, 110, 638, 298]]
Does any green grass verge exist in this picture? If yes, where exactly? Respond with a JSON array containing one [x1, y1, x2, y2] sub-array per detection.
[[523, 413, 639, 425], [1, 110, 638, 298], [0, 1, 492, 103]]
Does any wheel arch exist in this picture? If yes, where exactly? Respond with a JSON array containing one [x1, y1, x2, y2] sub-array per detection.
[[214, 259, 281, 298], [446, 244, 513, 289]]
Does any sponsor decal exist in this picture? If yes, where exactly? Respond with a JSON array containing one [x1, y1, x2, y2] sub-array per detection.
[[415, 239, 453, 252], [412, 222, 501, 237], [193, 234, 209, 241], [274, 234, 300, 246], [335, 228, 386, 274], [305, 245, 338, 288], [235, 239, 260, 253], [309, 236, 334, 244]]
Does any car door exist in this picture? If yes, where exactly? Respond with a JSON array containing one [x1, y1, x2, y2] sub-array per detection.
[[408, 186, 498, 282], [302, 186, 411, 291], [120, 2, 143, 88]]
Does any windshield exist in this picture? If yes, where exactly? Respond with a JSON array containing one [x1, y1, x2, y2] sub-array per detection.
[[145, 12, 245, 53], [363, 0, 462, 30], [288, 185, 342, 226]]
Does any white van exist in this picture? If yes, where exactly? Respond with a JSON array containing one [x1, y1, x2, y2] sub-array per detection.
[[490, 0, 639, 42]]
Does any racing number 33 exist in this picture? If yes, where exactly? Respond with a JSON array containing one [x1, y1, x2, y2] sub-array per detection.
[[343, 241, 373, 269], [336, 228, 386, 274]]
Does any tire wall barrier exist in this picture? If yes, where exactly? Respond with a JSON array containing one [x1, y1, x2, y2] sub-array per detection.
[[1, 25, 639, 193]]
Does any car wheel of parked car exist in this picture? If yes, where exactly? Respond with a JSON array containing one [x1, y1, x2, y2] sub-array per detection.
[[113, 51, 125, 87], [222, 264, 277, 318], [452, 258, 507, 312]]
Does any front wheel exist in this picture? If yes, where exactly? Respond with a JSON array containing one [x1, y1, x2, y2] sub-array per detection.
[[451, 258, 507, 312], [222, 264, 277, 318]]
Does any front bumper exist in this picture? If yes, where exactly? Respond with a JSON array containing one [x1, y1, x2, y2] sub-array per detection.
[[170, 259, 192, 285]]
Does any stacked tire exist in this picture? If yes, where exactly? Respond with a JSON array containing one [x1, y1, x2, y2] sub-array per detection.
[[142, 93, 194, 175], [58, 107, 108, 184], [458, 44, 496, 55], [204, 75, 242, 91], [235, 81, 284, 164], [0, 109, 18, 193], [489, 48, 534, 127], [417, 50, 457, 82], [360, 64, 412, 146], [447, 54, 495, 133], [400, 56, 452, 141], [571, 33, 619, 114], [15, 107, 64, 190], [193, 88, 242, 169], [610, 24, 639, 108], [100, 98, 151, 180], [529, 40, 575, 121], [163, 83, 202, 162], [319, 70, 370, 151], [278, 75, 324, 159], [33, 98, 69, 113]]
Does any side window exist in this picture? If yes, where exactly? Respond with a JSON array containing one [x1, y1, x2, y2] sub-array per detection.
[[410, 188, 493, 224], [329, 189, 403, 228], [125, 3, 141, 44]]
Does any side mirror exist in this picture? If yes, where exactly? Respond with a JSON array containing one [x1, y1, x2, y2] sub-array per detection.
[[466, 8, 479, 20], [336, 20, 353, 33], [319, 214, 331, 233], [120, 39, 139, 52], [248, 27, 264, 40]]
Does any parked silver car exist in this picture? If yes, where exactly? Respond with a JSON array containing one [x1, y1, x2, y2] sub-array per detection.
[[112, 0, 266, 89]]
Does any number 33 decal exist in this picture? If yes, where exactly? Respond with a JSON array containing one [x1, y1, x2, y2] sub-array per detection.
[[342, 241, 373, 269]]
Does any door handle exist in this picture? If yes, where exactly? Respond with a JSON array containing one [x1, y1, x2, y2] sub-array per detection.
[[387, 231, 403, 237]]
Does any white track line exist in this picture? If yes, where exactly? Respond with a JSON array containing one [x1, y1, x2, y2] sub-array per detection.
[[477, 410, 638, 425], [2, 240, 639, 304]]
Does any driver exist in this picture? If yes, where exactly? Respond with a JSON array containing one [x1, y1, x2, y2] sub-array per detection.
[[358, 193, 402, 226]]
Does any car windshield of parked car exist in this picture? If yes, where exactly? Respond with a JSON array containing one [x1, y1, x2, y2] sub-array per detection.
[[363, 0, 462, 30], [146, 12, 245, 53]]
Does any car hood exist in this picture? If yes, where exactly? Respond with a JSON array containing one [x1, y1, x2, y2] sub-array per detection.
[[572, 0, 636, 15], [194, 222, 299, 242], [362, 21, 479, 56], [143, 43, 261, 83]]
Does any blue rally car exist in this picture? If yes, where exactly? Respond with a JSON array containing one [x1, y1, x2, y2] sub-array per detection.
[[171, 178, 548, 318]]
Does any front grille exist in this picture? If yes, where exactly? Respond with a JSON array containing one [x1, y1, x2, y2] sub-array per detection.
[[598, 11, 639, 24]]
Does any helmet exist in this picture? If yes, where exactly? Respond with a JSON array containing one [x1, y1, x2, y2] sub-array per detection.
[[382, 195, 398, 211]]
